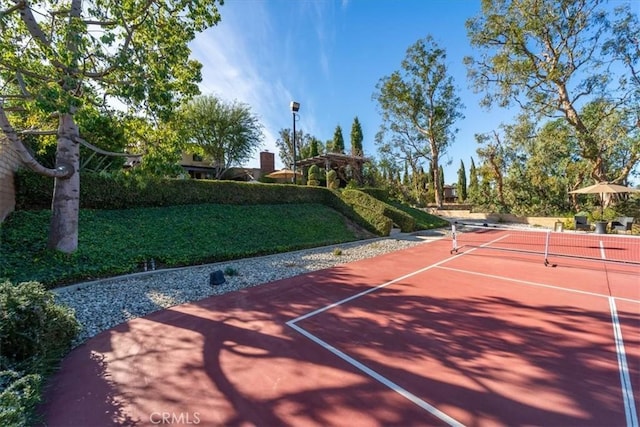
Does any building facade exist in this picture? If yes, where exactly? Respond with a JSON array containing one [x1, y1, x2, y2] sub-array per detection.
[[0, 138, 22, 221]]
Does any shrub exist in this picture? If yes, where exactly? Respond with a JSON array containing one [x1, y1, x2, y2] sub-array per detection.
[[339, 190, 394, 236], [307, 165, 320, 187], [13, 170, 411, 238], [0, 281, 79, 427], [387, 201, 449, 230], [341, 189, 416, 233], [326, 170, 340, 190], [359, 187, 392, 203], [0, 371, 41, 427], [15, 170, 335, 210], [0, 281, 79, 367]]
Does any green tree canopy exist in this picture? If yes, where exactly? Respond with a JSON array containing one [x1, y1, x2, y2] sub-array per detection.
[[332, 125, 345, 154], [374, 36, 464, 208], [468, 157, 479, 203], [350, 116, 364, 156], [0, 0, 223, 252], [466, 0, 639, 184], [176, 95, 263, 179], [457, 159, 467, 202], [276, 130, 323, 167]]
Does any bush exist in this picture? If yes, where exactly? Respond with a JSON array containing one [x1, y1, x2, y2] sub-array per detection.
[[307, 165, 320, 187], [15, 170, 334, 210], [0, 281, 79, 427], [13, 170, 403, 244], [326, 170, 340, 190], [0, 281, 79, 367], [359, 187, 392, 203], [341, 189, 417, 233], [388, 201, 450, 230], [0, 371, 41, 427], [339, 190, 396, 235]]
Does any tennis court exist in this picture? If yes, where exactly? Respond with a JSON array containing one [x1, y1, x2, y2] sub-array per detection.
[[42, 228, 639, 426]]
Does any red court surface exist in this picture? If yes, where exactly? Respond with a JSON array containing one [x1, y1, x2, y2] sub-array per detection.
[[40, 234, 640, 426]]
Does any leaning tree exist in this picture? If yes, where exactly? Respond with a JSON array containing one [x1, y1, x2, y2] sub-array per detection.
[[465, 0, 639, 186], [0, 0, 223, 253]]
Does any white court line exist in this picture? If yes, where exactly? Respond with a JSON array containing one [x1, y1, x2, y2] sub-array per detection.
[[609, 297, 639, 427], [287, 233, 638, 425], [435, 266, 640, 304], [286, 234, 510, 425], [286, 321, 465, 427], [291, 234, 512, 324], [600, 241, 607, 260]]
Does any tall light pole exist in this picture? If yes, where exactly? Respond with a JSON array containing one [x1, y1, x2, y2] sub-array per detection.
[[290, 101, 300, 183]]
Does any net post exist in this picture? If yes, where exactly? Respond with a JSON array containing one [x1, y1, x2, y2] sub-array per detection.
[[450, 222, 458, 254], [544, 229, 551, 266]]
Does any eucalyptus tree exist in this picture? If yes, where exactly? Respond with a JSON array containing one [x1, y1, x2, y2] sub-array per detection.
[[176, 95, 263, 179], [374, 36, 464, 208], [275, 129, 322, 167], [350, 116, 363, 156], [475, 131, 507, 207], [466, 0, 639, 184], [0, 0, 223, 252]]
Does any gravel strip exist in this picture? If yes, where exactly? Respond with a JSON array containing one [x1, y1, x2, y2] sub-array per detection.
[[54, 231, 447, 347]]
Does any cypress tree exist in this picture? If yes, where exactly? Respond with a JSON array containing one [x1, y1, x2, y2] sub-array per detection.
[[332, 125, 345, 154], [457, 159, 467, 202], [350, 117, 363, 156]]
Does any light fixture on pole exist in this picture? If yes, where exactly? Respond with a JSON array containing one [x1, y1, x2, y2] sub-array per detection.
[[290, 101, 300, 183]]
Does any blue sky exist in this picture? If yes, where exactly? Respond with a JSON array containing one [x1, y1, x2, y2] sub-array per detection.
[[189, 0, 638, 184]]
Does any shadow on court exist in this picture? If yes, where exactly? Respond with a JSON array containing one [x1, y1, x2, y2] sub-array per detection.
[[39, 241, 639, 426]]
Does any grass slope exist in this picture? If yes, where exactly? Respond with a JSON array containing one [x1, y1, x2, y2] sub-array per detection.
[[0, 203, 361, 287]]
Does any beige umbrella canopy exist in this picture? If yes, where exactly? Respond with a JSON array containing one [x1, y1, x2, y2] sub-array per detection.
[[568, 182, 640, 195], [569, 181, 640, 215], [265, 169, 302, 180]]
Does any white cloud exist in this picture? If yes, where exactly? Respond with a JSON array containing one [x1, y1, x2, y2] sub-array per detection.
[[189, 2, 296, 169], [188, 1, 349, 169]]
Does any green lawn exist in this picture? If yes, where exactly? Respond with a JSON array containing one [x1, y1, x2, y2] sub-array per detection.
[[0, 203, 362, 287]]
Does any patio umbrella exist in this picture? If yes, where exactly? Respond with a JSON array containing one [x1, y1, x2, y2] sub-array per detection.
[[569, 181, 640, 216], [265, 169, 302, 180], [568, 181, 640, 195]]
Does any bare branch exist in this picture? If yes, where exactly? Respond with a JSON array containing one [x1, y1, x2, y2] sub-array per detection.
[[15, 71, 32, 98], [0, 59, 58, 82], [18, 1, 53, 51], [18, 128, 57, 136], [0, 105, 73, 178], [1, 1, 24, 16], [74, 136, 142, 157], [83, 19, 117, 26]]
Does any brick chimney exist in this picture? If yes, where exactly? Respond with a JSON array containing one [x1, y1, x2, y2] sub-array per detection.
[[260, 151, 275, 174]]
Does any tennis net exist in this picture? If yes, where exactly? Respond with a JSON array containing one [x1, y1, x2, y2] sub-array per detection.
[[450, 222, 640, 266]]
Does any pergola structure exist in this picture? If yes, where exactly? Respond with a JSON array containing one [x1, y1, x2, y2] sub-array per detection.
[[295, 153, 370, 185]]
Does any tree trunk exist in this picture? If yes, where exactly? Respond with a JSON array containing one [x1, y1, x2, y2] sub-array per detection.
[[48, 114, 81, 253], [432, 158, 442, 208]]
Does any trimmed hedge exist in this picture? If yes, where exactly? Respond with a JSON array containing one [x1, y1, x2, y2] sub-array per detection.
[[340, 189, 417, 234], [14, 171, 389, 237], [359, 187, 392, 203], [15, 170, 333, 210]]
